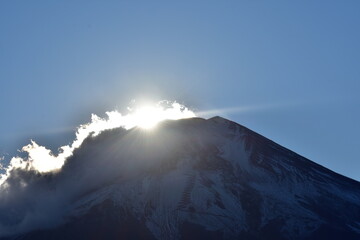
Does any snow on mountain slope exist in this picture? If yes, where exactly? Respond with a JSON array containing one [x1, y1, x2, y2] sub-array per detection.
[[2, 117, 360, 240]]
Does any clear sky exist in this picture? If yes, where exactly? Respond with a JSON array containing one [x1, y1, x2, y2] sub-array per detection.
[[1, 1, 359, 180]]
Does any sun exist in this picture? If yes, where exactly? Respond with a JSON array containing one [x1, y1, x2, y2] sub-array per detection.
[[131, 102, 196, 129], [133, 106, 164, 129]]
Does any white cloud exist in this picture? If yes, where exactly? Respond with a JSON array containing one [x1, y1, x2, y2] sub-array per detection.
[[0, 100, 196, 237], [0, 101, 195, 184]]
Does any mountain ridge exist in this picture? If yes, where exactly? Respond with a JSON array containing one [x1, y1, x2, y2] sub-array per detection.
[[210, 116, 359, 184]]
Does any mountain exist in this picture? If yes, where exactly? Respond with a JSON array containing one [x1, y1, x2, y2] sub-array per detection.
[[3, 117, 360, 240]]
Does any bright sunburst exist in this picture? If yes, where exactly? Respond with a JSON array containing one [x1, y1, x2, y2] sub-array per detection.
[[131, 103, 196, 129], [133, 106, 164, 129]]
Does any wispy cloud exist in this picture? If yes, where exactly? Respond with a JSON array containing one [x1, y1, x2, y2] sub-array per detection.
[[0, 101, 195, 237], [1, 101, 195, 182], [196, 101, 304, 118]]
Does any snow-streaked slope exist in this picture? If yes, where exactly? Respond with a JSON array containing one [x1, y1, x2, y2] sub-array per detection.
[[4, 117, 360, 240]]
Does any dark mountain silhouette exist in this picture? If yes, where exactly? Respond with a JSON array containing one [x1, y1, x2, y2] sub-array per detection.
[[3, 117, 360, 240]]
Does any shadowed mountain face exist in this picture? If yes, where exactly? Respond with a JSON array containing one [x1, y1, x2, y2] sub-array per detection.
[[2, 117, 360, 240]]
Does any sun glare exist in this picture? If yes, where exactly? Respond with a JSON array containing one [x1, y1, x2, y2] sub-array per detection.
[[131, 103, 195, 129], [133, 106, 163, 129]]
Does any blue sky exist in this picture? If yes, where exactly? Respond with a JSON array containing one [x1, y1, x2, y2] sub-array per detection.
[[1, 1, 359, 180]]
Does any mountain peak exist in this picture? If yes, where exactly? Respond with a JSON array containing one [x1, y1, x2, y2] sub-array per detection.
[[1, 116, 360, 240]]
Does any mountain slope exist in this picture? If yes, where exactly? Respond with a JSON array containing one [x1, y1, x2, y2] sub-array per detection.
[[4, 117, 360, 240]]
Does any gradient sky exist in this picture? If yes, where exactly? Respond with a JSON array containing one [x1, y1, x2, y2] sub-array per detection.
[[1, 1, 359, 180]]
